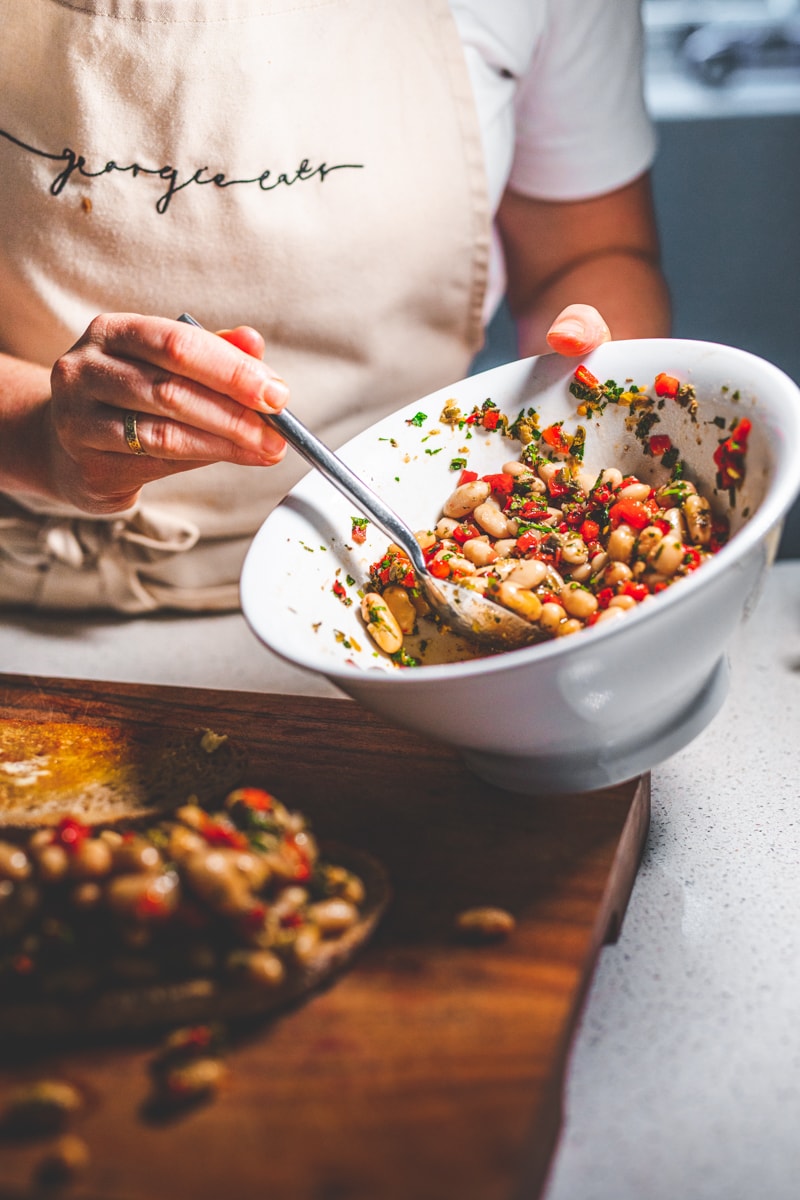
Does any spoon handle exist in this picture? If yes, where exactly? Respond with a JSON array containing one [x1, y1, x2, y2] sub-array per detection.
[[176, 314, 427, 574]]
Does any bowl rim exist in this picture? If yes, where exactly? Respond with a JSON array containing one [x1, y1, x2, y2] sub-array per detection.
[[242, 338, 800, 686]]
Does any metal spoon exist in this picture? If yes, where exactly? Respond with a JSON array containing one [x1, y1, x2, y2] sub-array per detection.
[[178, 313, 538, 651]]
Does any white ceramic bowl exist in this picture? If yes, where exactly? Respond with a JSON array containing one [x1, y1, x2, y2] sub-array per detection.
[[241, 340, 800, 794]]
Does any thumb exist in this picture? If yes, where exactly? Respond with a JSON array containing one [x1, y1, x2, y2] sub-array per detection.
[[546, 304, 611, 356]]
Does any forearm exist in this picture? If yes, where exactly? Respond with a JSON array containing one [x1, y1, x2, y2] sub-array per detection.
[[512, 248, 671, 358], [497, 173, 672, 358], [0, 353, 55, 499]]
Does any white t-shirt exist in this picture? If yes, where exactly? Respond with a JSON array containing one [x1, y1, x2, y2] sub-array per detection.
[[449, 0, 657, 319]]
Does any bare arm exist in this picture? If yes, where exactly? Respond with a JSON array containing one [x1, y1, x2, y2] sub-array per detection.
[[498, 172, 672, 357]]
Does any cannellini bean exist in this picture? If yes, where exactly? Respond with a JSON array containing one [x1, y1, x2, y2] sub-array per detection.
[[293, 923, 322, 964], [442, 479, 491, 519], [602, 562, 633, 586], [559, 584, 599, 619], [600, 467, 623, 489], [683, 493, 712, 545], [435, 517, 459, 538], [432, 550, 475, 577], [539, 601, 566, 632], [227, 948, 286, 988], [382, 585, 418, 634], [617, 480, 651, 502], [589, 551, 609, 573], [636, 525, 663, 558], [495, 581, 543, 622], [503, 461, 542, 488], [566, 561, 593, 583], [607, 523, 636, 563], [556, 618, 583, 637], [162, 1057, 230, 1098], [537, 460, 562, 486], [308, 897, 360, 934], [647, 535, 684, 577], [595, 605, 627, 624], [415, 529, 437, 551], [473, 500, 512, 540], [106, 870, 181, 920], [656, 479, 696, 508], [33, 843, 69, 883], [507, 559, 548, 589], [493, 538, 518, 557], [608, 593, 637, 610], [455, 906, 515, 941], [361, 592, 404, 654], [70, 837, 113, 880], [0, 841, 31, 881], [560, 534, 589, 565], [660, 506, 687, 538], [462, 537, 498, 566]]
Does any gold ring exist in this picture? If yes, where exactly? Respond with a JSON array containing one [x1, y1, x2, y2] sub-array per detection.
[[124, 411, 147, 456]]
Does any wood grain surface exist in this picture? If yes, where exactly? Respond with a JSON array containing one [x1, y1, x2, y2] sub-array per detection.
[[0, 674, 650, 1200]]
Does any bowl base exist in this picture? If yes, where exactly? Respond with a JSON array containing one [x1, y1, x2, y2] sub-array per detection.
[[460, 657, 730, 796]]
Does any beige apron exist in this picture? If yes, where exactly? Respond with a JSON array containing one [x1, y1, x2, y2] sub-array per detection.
[[0, 0, 489, 612]]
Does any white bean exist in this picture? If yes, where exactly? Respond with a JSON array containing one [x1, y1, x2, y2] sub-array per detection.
[[442, 480, 491, 519], [683, 493, 712, 545], [636, 525, 663, 558], [435, 517, 459, 538], [560, 584, 599, 619], [560, 534, 589, 565], [495, 581, 543, 622], [646, 535, 684, 577], [462, 537, 498, 567], [361, 592, 403, 654], [539, 602, 566, 633], [382, 585, 417, 634], [473, 500, 512, 540], [617, 481, 651, 502], [507, 559, 548, 589], [607, 523, 636, 563]]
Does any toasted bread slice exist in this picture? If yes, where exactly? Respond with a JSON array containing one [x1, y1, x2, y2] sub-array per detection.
[[0, 718, 246, 829]]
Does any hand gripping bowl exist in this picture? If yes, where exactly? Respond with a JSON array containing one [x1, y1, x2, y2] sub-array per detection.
[[241, 340, 800, 795]]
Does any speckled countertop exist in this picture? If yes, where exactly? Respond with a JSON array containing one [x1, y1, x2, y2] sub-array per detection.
[[1, 561, 799, 1200]]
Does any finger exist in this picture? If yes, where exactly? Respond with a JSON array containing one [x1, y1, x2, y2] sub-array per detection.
[[216, 326, 266, 359], [78, 400, 287, 468], [82, 313, 289, 415], [545, 304, 612, 356], [124, 410, 287, 466]]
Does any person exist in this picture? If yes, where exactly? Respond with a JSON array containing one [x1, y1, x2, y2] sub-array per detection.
[[0, 0, 670, 614]]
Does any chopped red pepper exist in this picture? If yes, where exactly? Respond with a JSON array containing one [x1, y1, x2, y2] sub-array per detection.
[[654, 372, 680, 398], [228, 787, 274, 812], [541, 423, 571, 454], [200, 816, 249, 850], [427, 558, 451, 579], [481, 472, 514, 498], [649, 433, 673, 457], [713, 418, 751, 490], [622, 581, 649, 603], [515, 530, 540, 556], [54, 816, 90, 854], [597, 587, 616, 609], [451, 522, 480, 545], [682, 547, 703, 571], [457, 469, 479, 486], [580, 518, 600, 542], [539, 591, 561, 607], [332, 579, 348, 600], [608, 498, 652, 530], [482, 409, 500, 431], [574, 364, 600, 390]]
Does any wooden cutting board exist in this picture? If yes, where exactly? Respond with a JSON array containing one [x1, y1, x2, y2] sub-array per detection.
[[0, 674, 649, 1200]]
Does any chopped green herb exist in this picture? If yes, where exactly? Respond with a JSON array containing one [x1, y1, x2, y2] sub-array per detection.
[[407, 412, 428, 427]]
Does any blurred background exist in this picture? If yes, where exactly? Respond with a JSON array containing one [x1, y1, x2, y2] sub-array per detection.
[[476, 0, 800, 556]]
